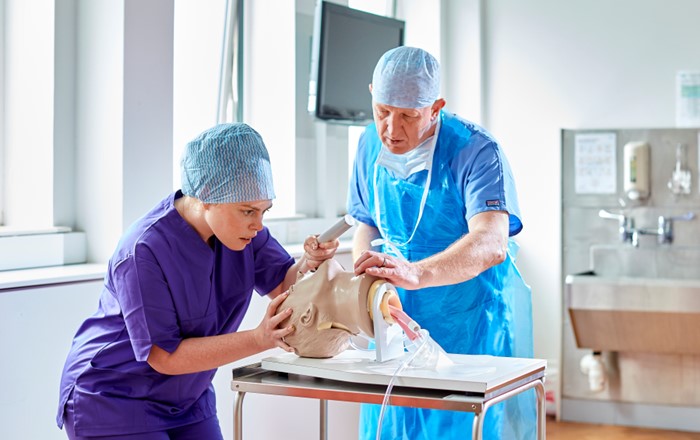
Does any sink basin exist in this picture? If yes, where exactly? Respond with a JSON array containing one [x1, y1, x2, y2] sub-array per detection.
[[590, 244, 700, 279], [566, 245, 700, 354]]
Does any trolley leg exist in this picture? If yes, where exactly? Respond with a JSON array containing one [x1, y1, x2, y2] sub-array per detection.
[[472, 410, 485, 440], [535, 379, 546, 440], [234, 391, 246, 440], [320, 399, 328, 440], [471, 377, 545, 440]]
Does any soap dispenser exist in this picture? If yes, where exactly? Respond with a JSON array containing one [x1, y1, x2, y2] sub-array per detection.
[[623, 141, 650, 200]]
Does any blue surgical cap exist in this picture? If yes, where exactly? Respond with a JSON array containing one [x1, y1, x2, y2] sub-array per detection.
[[371, 46, 440, 109], [181, 123, 275, 204]]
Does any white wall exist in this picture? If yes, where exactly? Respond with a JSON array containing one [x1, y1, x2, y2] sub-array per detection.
[[480, 0, 700, 364], [0, 280, 104, 440], [74, 0, 125, 261], [440, 0, 483, 123], [398, 0, 441, 57]]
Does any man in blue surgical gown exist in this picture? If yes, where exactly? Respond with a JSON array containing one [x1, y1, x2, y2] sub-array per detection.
[[348, 46, 535, 439]]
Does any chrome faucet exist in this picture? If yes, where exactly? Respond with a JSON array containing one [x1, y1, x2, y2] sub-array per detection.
[[599, 210, 695, 247], [634, 212, 695, 245], [598, 209, 635, 244]]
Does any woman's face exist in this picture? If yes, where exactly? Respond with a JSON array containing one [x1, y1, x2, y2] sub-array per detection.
[[279, 259, 378, 358], [203, 200, 271, 250]]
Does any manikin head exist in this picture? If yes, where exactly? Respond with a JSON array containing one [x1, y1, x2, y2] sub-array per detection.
[[279, 259, 401, 358]]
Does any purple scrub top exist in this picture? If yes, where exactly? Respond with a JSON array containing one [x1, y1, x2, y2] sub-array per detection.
[[56, 191, 294, 437]]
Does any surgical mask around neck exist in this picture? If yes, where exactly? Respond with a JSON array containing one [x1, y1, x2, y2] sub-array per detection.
[[375, 137, 434, 180]]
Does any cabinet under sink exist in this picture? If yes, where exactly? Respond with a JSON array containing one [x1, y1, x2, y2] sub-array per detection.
[[565, 272, 700, 354]]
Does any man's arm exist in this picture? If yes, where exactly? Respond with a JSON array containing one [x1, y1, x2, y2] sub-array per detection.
[[353, 210, 509, 289], [352, 221, 381, 261]]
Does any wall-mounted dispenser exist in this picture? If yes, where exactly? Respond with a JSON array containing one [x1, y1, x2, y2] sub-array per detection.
[[623, 141, 651, 200], [668, 143, 692, 196]]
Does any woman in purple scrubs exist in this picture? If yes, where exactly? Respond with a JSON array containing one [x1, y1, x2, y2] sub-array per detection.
[[56, 123, 338, 439]]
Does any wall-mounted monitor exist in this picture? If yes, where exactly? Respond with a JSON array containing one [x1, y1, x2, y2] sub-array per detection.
[[308, 1, 405, 125]]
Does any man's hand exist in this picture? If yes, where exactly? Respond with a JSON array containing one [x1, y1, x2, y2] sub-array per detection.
[[353, 250, 423, 290]]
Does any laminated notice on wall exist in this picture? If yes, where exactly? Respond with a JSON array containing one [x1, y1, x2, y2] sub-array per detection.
[[677, 71, 700, 127], [574, 133, 617, 194]]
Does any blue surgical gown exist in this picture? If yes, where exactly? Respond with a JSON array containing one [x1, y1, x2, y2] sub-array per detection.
[[56, 190, 294, 437], [347, 111, 535, 440]]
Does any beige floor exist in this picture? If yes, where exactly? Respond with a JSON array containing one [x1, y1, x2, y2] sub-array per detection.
[[547, 417, 700, 440]]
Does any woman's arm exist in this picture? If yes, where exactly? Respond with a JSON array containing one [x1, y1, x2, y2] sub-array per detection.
[[147, 291, 294, 375]]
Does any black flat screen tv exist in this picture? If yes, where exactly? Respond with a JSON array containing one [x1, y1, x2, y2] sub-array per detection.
[[308, 1, 405, 125]]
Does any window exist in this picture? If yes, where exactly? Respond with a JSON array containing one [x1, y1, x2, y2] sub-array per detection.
[[172, 0, 406, 237], [0, 0, 5, 225], [174, 0, 356, 223], [1, 1, 177, 266], [173, 0, 300, 219], [1, 0, 442, 267], [172, 0, 229, 191], [1, 0, 71, 230]]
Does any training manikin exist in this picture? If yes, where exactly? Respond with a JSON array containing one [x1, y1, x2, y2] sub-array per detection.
[[278, 258, 401, 358]]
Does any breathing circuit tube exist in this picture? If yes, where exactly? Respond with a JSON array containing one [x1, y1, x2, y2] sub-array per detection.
[[375, 328, 433, 440], [374, 306, 439, 440]]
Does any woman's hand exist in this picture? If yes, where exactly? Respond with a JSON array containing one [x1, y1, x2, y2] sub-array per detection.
[[299, 234, 339, 272], [353, 250, 423, 290], [253, 291, 296, 352]]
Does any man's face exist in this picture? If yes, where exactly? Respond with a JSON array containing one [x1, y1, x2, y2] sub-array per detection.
[[372, 103, 435, 155], [279, 259, 377, 358]]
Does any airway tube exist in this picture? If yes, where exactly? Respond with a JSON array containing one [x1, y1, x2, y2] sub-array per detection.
[[375, 329, 430, 440], [388, 305, 421, 341]]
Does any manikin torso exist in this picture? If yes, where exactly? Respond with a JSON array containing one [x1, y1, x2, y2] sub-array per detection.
[[279, 259, 400, 358]]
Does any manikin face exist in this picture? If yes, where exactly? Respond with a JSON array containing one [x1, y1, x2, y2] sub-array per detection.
[[279, 259, 398, 358]]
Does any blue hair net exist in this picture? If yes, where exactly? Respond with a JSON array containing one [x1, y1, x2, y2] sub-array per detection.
[[181, 123, 275, 203], [371, 46, 440, 109]]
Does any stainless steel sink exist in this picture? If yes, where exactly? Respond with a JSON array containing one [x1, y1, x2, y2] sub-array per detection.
[[590, 244, 700, 279], [566, 245, 700, 354]]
